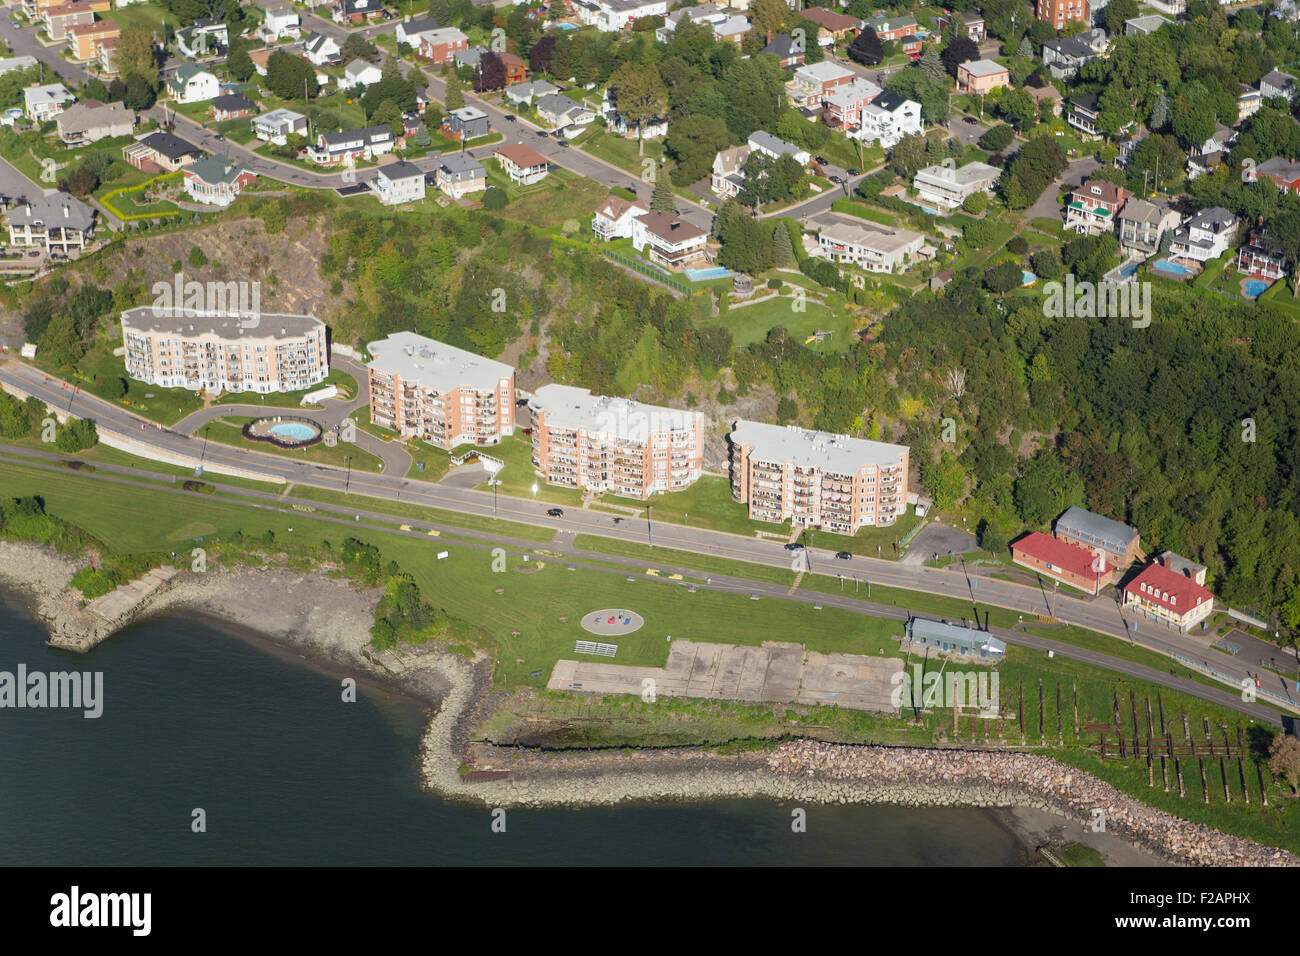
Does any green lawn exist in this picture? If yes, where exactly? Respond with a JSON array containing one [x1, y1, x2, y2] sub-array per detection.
[[213, 368, 358, 408], [462, 431, 584, 506], [351, 404, 451, 482], [596, 474, 778, 540], [35, 343, 205, 426], [707, 296, 855, 351]]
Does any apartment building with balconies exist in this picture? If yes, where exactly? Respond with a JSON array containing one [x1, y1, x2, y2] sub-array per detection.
[[366, 332, 515, 449], [728, 420, 909, 532], [119, 307, 328, 395], [529, 384, 704, 499]]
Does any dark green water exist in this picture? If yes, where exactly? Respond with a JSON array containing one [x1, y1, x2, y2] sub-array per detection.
[[0, 593, 1026, 866]]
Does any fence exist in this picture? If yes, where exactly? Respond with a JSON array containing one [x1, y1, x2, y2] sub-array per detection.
[[1170, 653, 1298, 713]]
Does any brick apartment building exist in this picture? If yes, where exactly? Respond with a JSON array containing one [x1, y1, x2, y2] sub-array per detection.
[[1054, 505, 1141, 569], [366, 332, 515, 449], [728, 421, 909, 533], [528, 384, 704, 499]]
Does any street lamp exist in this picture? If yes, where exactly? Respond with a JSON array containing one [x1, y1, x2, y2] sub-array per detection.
[[490, 478, 501, 514], [647, 504, 653, 547], [344, 455, 351, 494]]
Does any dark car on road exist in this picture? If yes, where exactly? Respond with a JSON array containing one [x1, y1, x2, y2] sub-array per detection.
[[536, 130, 547, 137], [546, 507, 564, 517], [505, 114, 516, 121], [846, 168, 860, 176], [557, 140, 569, 147], [784, 542, 804, 551], [835, 551, 852, 560], [963, 116, 979, 124]]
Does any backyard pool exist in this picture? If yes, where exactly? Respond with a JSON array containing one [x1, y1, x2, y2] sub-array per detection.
[[1119, 261, 1140, 278], [1243, 279, 1271, 298], [685, 266, 731, 281], [1021, 270, 1037, 286], [1152, 258, 1192, 277], [269, 421, 321, 442]]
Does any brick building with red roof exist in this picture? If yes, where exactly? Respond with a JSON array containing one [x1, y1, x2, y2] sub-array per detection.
[[1122, 562, 1215, 631], [1010, 531, 1113, 595]]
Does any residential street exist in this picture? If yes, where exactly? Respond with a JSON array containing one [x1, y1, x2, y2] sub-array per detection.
[[0, 352, 1292, 723]]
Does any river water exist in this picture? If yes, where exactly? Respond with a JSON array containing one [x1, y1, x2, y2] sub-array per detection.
[[0, 594, 1027, 866]]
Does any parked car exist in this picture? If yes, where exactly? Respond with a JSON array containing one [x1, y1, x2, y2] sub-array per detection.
[[829, 174, 843, 184], [835, 551, 852, 560], [535, 130, 547, 137], [557, 140, 569, 148], [963, 116, 979, 124], [515, 398, 530, 407], [505, 114, 516, 122], [546, 507, 564, 517], [846, 167, 860, 176]]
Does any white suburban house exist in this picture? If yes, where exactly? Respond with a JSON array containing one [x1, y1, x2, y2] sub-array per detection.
[[258, 2, 300, 41], [1041, 36, 1097, 79], [494, 142, 550, 186], [631, 210, 709, 269], [302, 31, 341, 66], [857, 91, 922, 148], [395, 15, 441, 48], [912, 160, 1000, 211], [505, 79, 559, 106], [574, 0, 668, 32], [252, 108, 306, 145], [1168, 207, 1239, 263], [435, 152, 486, 198], [747, 130, 810, 166], [166, 63, 219, 104], [182, 156, 258, 207], [592, 193, 648, 240], [1260, 69, 1297, 102], [307, 125, 394, 165], [373, 160, 426, 205], [55, 99, 134, 145], [535, 92, 596, 132], [23, 82, 75, 122], [814, 215, 925, 273], [337, 58, 383, 90], [711, 144, 750, 198]]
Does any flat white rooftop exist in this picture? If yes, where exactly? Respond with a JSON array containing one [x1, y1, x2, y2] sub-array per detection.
[[367, 331, 513, 394], [731, 420, 907, 474], [531, 384, 701, 440], [121, 306, 322, 339]]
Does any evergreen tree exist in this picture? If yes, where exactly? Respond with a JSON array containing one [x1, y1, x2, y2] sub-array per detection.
[[772, 221, 793, 267], [1150, 91, 1169, 132], [918, 47, 945, 85], [1016, 37, 1032, 58], [444, 73, 464, 110], [650, 171, 675, 212]]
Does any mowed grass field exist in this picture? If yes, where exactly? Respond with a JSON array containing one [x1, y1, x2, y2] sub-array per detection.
[[0, 461, 895, 689]]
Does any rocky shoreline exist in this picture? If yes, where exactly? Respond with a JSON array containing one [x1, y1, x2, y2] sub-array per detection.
[[1, 540, 1293, 866]]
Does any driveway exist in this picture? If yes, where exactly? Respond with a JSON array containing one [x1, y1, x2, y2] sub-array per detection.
[[1024, 155, 1099, 222], [902, 522, 981, 566]]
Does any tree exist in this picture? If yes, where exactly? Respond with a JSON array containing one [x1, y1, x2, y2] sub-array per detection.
[[665, 113, 731, 184], [83, 78, 109, 102], [443, 72, 464, 110], [607, 61, 667, 155], [1102, 0, 1140, 35], [847, 27, 883, 66], [771, 221, 793, 267], [979, 123, 1015, 151], [227, 45, 256, 83], [963, 190, 989, 215], [941, 36, 979, 77], [889, 133, 927, 178], [58, 167, 98, 197], [1149, 90, 1169, 132], [372, 98, 404, 138], [650, 171, 675, 212], [977, 517, 1008, 553], [122, 73, 156, 110], [55, 418, 96, 453], [1268, 734, 1300, 791], [529, 34, 555, 74], [116, 25, 157, 82], [405, 67, 427, 91], [342, 33, 378, 61], [483, 186, 507, 210], [918, 46, 945, 84], [796, 19, 824, 64], [474, 51, 507, 92], [1016, 37, 1032, 58], [752, 0, 787, 43], [266, 50, 317, 102]]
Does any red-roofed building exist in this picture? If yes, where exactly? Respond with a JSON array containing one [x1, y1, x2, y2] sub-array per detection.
[[1122, 562, 1215, 631], [494, 142, 550, 185], [1011, 531, 1112, 595]]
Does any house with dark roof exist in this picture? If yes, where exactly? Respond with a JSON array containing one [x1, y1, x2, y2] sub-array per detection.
[[760, 33, 804, 69], [1168, 207, 1239, 263], [373, 160, 426, 205], [208, 93, 256, 121], [1041, 36, 1096, 79], [1255, 157, 1300, 195], [1236, 222, 1287, 284], [1065, 178, 1131, 236], [631, 210, 708, 269], [434, 152, 485, 198], [1260, 69, 1297, 102], [1067, 94, 1100, 139], [1117, 198, 1179, 256], [306, 126, 394, 165], [6, 191, 95, 254], [122, 130, 202, 171]]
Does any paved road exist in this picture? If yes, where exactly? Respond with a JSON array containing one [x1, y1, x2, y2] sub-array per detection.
[[0, 353, 1292, 718], [1025, 155, 1100, 223], [0, 438, 1285, 727]]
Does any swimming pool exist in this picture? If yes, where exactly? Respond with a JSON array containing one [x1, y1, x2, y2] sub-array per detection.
[[269, 421, 320, 442], [1152, 258, 1191, 277], [685, 266, 731, 281], [1119, 262, 1140, 278], [1021, 270, 1037, 286], [1243, 279, 1270, 298]]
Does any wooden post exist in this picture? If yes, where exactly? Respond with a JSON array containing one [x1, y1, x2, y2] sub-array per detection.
[[1145, 696, 1153, 739], [1176, 757, 1185, 798], [1220, 756, 1231, 803], [1199, 758, 1209, 804], [1018, 678, 1024, 738], [1072, 681, 1078, 737], [1258, 763, 1268, 806], [1183, 713, 1191, 745], [1157, 693, 1165, 736], [1038, 679, 1044, 740], [1147, 736, 1154, 787], [1130, 690, 1139, 742], [1161, 754, 1168, 792]]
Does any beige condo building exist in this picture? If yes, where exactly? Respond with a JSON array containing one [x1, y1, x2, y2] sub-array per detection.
[[366, 332, 515, 449], [528, 384, 704, 499], [728, 421, 909, 533], [120, 307, 328, 395]]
